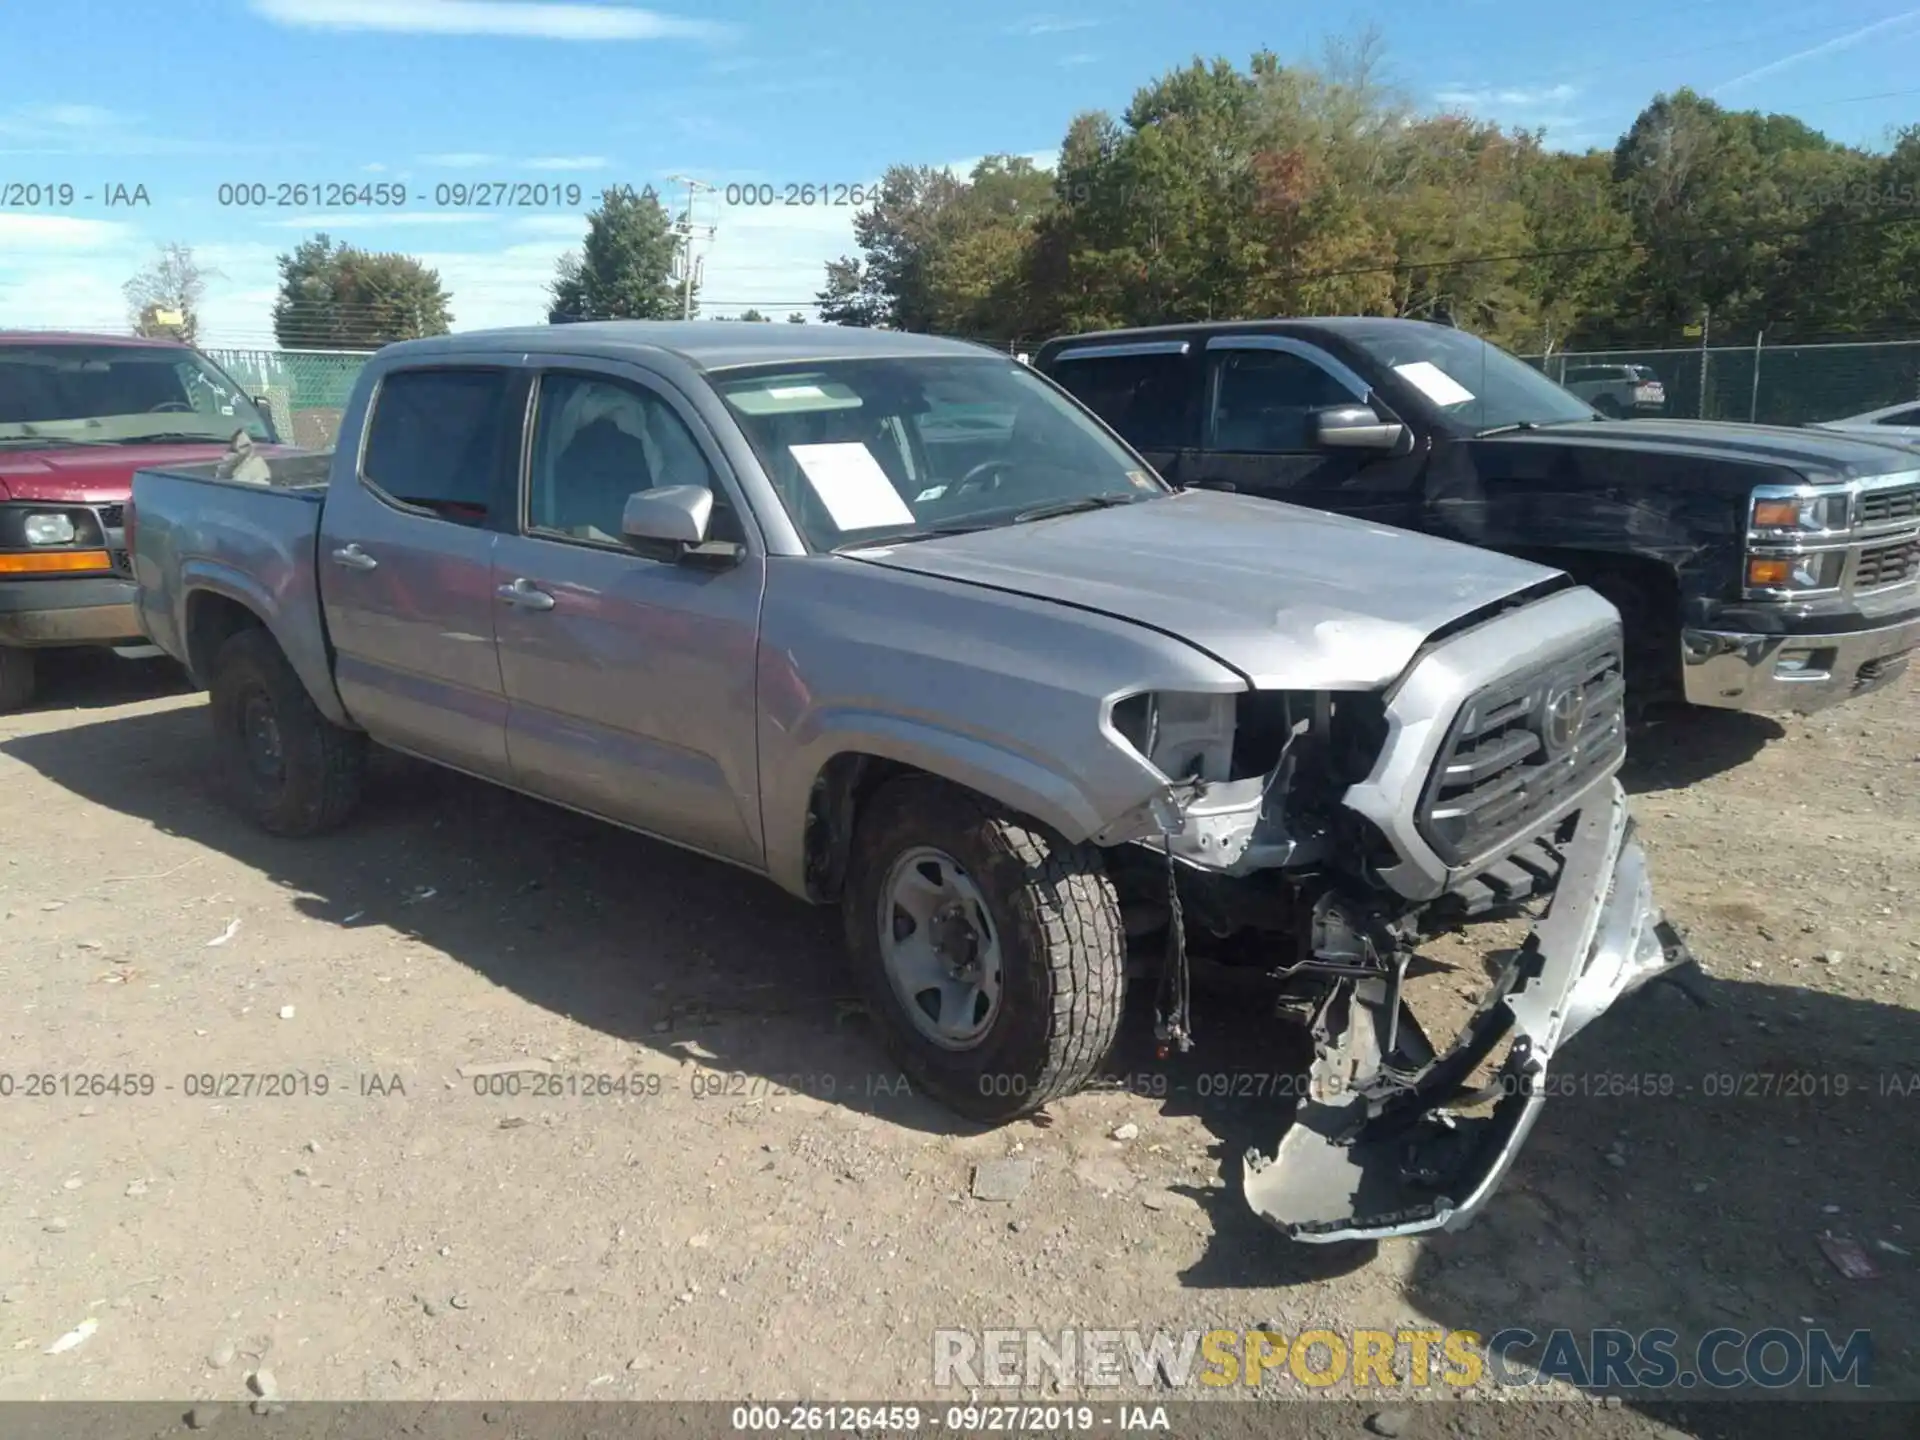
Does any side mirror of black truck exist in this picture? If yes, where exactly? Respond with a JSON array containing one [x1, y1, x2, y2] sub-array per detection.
[[1310, 404, 1408, 451]]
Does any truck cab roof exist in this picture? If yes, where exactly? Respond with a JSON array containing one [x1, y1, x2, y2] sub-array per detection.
[[378, 321, 1001, 374]]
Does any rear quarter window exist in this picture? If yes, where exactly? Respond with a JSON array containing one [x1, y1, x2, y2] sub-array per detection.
[[1048, 352, 1194, 451]]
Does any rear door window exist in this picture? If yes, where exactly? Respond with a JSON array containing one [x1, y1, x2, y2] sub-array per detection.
[[1048, 352, 1195, 451], [361, 367, 516, 527]]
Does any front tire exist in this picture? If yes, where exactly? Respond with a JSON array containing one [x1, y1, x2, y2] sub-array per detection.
[[842, 775, 1126, 1123], [207, 627, 366, 836], [0, 647, 36, 712]]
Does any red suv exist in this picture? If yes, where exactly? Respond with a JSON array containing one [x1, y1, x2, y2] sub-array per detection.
[[0, 332, 286, 710]]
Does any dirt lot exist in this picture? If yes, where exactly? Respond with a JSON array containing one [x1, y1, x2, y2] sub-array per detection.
[[1, 653, 1915, 1437]]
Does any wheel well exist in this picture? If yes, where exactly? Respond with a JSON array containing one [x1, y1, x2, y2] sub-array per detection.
[[184, 592, 268, 685], [803, 753, 918, 903], [1525, 550, 1678, 622]]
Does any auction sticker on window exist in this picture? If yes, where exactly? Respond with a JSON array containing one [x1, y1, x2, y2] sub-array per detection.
[[1393, 360, 1476, 407], [790, 443, 915, 529]]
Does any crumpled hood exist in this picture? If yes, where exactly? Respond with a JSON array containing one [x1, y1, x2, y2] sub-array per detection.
[[1486, 418, 1920, 480], [0, 441, 275, 504], [844, 489, 1563, 690]]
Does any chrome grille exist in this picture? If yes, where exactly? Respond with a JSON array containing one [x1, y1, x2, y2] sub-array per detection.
[[1418, 635, 1626, 868], [1855, 536, 1920, 591], [1857, 484, 1920, 528]]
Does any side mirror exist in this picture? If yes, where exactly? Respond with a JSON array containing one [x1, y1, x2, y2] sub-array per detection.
[[622, 484, 712, 545], [620, 484, 742, 565], [1310, 404, 1407, 451]]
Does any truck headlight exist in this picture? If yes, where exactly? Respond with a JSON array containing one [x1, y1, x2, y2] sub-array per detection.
[[23, 513, 77, 546], [1746, 551, 1843, 591], [1750, 491, 1846, 534], [1105, 690, 1238, 782]]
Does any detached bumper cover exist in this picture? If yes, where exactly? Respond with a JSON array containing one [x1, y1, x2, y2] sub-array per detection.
[[1682, 613, 1920, 713], [1243, 780, 1687, 1243], [0, 576, 142, 647]]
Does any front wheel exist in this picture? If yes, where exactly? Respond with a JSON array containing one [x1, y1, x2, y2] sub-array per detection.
[[842, 775, 1126, 1123], [207, 627, 367, 836]]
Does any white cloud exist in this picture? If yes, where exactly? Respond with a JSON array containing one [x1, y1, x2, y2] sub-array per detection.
[[1008, 15, 1098, 35], [10, 103, 123, 129], [419, 152, 501, 168], [258, 211, 494, 228], [249, 0, 732, 42], [524, 155, 608, 170], [0, 214, 134, 250], [1713, 9, 1920, 95], [1434, 82, 1579, 110]]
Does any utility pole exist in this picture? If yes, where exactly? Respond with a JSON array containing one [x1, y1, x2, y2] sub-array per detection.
[[667, 174, 716, 321]]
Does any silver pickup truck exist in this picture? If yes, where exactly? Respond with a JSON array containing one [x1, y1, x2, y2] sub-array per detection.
[[129, 322, 1690, 1242]]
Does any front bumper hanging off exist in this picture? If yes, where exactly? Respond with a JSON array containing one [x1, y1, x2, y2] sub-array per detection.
[[1243, 780, 1690, 1243]]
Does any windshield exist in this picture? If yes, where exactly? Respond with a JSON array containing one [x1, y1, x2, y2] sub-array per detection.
[[710, 356, 1169, 551], [0, 343, 277, 448], [1345, 327, 1599, 435]]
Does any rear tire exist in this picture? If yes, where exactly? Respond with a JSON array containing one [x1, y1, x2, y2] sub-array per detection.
[[0, 647, 36, 713], [842, 775, 1126, 1124], [207, 627, 366, 836]]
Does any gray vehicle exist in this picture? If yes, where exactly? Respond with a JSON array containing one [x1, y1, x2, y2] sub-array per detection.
[[128, 323, 1688, 1242], [1810, 399, 1920, 448]]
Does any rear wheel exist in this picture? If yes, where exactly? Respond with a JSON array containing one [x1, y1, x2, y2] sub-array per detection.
[[842, 775, 1126, 1123], [207, 627, 366, 836], [0, 647, 36, 713]]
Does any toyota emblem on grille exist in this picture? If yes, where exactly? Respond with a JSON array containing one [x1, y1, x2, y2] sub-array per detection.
[[1543, 682, 1586, 756]]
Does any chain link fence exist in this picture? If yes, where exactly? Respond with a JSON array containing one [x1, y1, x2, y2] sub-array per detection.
[[1526, 340, 1920, 427], [201, 348, 372, 449], [187, 336, 1920, 437]]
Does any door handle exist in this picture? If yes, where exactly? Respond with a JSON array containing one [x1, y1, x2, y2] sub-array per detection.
[[330, 543, 379, 572], [496, 578, 556, 612]]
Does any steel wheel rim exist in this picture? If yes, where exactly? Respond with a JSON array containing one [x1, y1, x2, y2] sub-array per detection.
[[876, 845, 1003, 1051], [240, 691, 285, 787]]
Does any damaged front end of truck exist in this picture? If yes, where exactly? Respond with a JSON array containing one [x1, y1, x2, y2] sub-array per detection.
[[1094, 585, 1694, 1243]]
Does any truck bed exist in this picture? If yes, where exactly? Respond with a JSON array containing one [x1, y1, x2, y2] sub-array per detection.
[[130, 450, 343, 718]]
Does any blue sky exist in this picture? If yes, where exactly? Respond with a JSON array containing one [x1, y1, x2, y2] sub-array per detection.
[[2, 0, 1917, 345]]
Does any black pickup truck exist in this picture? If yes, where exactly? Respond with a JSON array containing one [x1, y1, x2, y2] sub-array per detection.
[[1033, 318, 1920, 715]]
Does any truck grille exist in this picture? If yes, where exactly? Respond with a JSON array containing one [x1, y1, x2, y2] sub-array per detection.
[[1855, 536, 1920, 591], [1418, 636, 1627, 868], [1857, 484, 1920, 528], [97, 503, 125, 529]]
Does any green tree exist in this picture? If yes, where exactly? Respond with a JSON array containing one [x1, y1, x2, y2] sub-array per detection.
[[786, 311, 808, 322], [272, 234, 452, 350], [549, 184, 685, 323]]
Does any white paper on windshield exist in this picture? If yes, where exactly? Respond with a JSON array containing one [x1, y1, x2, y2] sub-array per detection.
[[789, 443, 915, 530], [1393, 361, 1476, 407]]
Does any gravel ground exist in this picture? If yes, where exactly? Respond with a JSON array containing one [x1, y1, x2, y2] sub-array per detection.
[[1, 652, 1915, 1440]]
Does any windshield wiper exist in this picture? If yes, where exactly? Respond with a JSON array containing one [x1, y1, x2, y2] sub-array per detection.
[[1474, 421, 1545, 437], [829, 521, 997, 554], [1011, 492, 1147, 523], [113, 432, 234, 445]]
